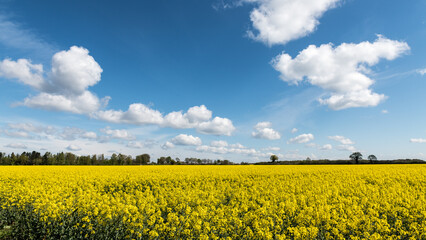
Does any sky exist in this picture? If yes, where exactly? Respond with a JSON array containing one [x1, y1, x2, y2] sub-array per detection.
[[0, 0, 425, 162]]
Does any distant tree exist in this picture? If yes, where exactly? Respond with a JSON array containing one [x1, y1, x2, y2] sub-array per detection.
[[135, 154, 150, 165], [157, 157, 166, 165], [65, 152, 76, 165], [306, 157, 311, 161], [368, 155, 377, 163], [110, 153, 118, 165], [270, 154, 278, 163], [350, 152, 363, 164]]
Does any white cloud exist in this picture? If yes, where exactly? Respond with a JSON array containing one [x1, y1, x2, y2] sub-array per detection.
[[287, 133, 314, 144], [210, 140, 229, 147], [320, 144, 333, 150], [58, 127, 99, 141], [252, 121, 281, 140], [94, 103, 164, 125], [8, 123, 55, 134], [81, 131, 97, 140], [126, 141, 145, 149], [336, 145, 356, 152], [245, 0, 341, 45], [197, 117, 235, 136], [162, 105, 212, 128], [230, 143, 246, 149], [0, 46, 234, 136], [185, 105, 212, 123], [94, 104, 235, 136], [328, 135, 354, 145], [171, 134, 202, 146], [66, 144, 81, 151], [161, 141, 175, 150], [417, 68, 426, 75], [291, 128, 298, 133], [100, 127, 135, 140], [60, 127, 85, 140], [381, 109, 388, 114], [273, 35, 410, 110], [22, 91, 104, 114], [410, 138, 426, 143], [1, 46, 108, 114], [0, 58, 44, 89], [47, 46, 102, 95], [4, 130, 30, 138], [5, 143, 27, 149]]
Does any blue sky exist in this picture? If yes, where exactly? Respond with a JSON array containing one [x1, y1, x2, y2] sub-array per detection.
[[0, 0, 425, 162]]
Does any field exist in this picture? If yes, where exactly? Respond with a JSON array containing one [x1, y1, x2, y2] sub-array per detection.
[[0, 165, 425, 239]]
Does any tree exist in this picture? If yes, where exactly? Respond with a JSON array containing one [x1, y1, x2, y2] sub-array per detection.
[[270, 154, 278, 163], [368, 154, 377, 163], [135, 154, 150, 165], [350, 152, 362, 164]]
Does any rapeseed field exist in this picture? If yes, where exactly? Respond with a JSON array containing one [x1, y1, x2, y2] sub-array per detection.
[[0, 165, 425, 239]]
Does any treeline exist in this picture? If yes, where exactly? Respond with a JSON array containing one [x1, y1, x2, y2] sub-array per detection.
[[255, 159, 426, 165], [0, 151, 237, 165]]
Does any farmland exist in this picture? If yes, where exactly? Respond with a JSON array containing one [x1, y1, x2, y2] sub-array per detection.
[[0, 165, 425, 239]]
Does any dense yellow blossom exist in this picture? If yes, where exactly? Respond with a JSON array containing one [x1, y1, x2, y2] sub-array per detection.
[[0, 165, 425, 239]]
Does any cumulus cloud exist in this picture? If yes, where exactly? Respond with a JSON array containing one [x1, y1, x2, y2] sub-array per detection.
[[126, 141, 145, 149], [252, 121, 281, 140], [328, 135, 354, 145], [22, 91, 104, 114], [81, 131, 97, 140], [66, 144, 81, 151], [245, 0, 341, 45], [185, 105, 212, 123], [47, 46, 102, 95], [100, 127, 135, 140], [287, 133, 314, 144], [336, 145, 356, 152], [197, 117, 235, 136], [0, 46, 235, 135], [161, 141, 175, 150], [171, 134, 202, 146], [320, 144, 333, 150], [410, 138, 426, 143], [291, 128, 298, 133], [381, 110, 388, 114], [5, 143, 27, 149], [273, 35, 410, 110], [210, 140, 229, 147], [417, 68, 426, 75], [230, 143, 246, 149], [94, 105, 235, 136], [94, 103, 164, 125], [0, 46, 108, 114], [0, 58, 44, 89], [2, 46, 107, 114]]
